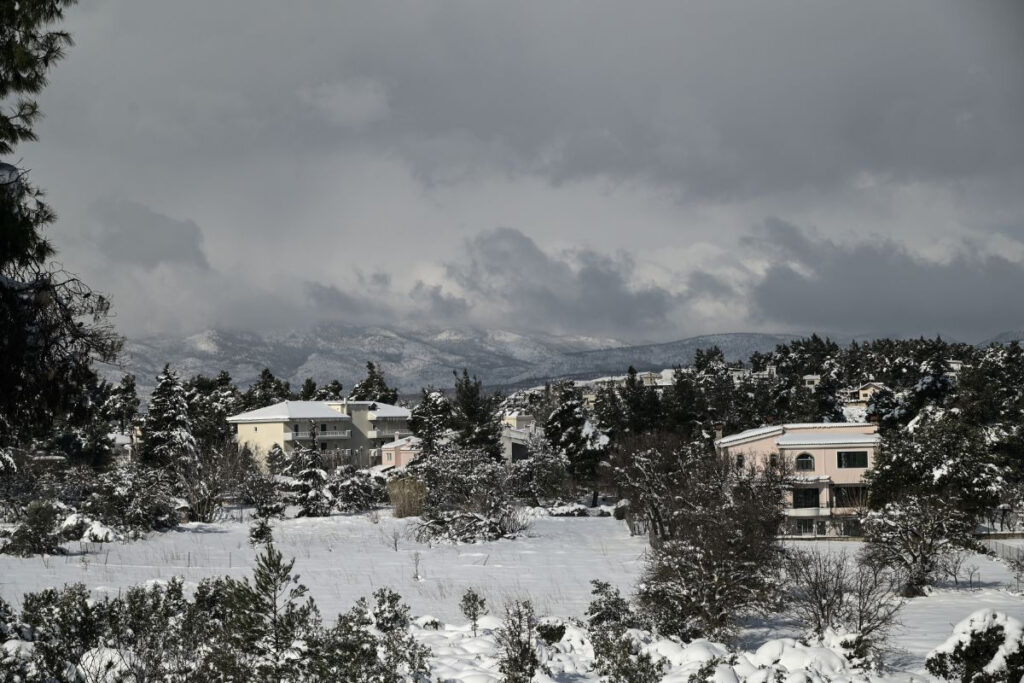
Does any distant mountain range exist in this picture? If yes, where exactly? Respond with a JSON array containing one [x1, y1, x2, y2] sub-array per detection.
[[106, 325, 1024, 396], [105, 325, 801, 396]]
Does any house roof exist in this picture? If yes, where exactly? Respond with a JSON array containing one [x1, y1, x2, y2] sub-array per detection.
[[367, 403, 411, 419], [715, 422, 876, 448], [382, 435, 422, 450], [777, 432, 880, 448], [227, 401, 352, 423]]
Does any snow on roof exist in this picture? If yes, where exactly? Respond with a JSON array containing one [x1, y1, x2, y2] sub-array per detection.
[[227, 401, 351, 423], [715, 425, 784, 446], [777, 432, 879, 448], [367, 403, 411, 419], [715, 422, 876, 447], [382, 435, 422, 450]]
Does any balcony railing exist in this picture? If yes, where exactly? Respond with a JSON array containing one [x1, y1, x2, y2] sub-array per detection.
[[284, 430, 351, 441], [785, 507, 830, 518], [367, 428, 413, 440]]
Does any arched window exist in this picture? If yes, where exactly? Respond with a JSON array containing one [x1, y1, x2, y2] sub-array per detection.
[[795, 453, 815, 472]]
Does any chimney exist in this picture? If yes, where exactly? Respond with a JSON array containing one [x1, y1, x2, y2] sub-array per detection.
[[713, 422, 725, 441]]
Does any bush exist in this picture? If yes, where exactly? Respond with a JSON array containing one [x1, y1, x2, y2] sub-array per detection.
[[2, 499, 64, 556], [415, 508, 531, 543], [460, 588, 487, 637], [926, 610, 1024, 682], [387, 477, 427, 518], [497, 600, 538, 683], [784, 549, 903, 666], [332, 466, 387, 513], [536, 620, 566, 645]]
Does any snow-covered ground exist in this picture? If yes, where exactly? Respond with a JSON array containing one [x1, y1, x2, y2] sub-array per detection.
[[2, 513, 1023, 679]]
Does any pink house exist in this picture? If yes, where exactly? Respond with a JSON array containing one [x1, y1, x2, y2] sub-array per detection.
[[380, 435, 422, 469], [714, 422, 879, 537]]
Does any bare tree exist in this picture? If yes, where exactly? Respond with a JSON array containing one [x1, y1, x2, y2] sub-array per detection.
[[785, 548, 903, 665]]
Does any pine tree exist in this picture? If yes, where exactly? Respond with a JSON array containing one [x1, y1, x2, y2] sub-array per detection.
[[286, 444, 334, 517], [184, 371, 241, 451], [544, 384, 601, 481], [620, 366, 661, 435], [867, 416, 1003, 517], [102, 373, 140, 434], [451, 369, 502, 460], [139, 365, 197, 470], [0, 0, 121, 455], [313, 379, 344, 401], [242, 368, 292, 410], [592, 382, 626, 443], [348, 361, 399, 404], [215, 544, 321, 681], [298, 377, 318, 400], [409, 388, 452, 455]]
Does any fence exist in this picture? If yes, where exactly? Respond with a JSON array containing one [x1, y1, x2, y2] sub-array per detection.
[[979, 537, 1024, 564]]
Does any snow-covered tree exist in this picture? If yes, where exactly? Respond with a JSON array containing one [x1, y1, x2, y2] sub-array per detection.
[[409, 387, 452, 455], [348, 361, 399, 404], [242, 368, 291, 410], [102, 373, 140, 434], [285, 444, 334, 517], [867, 415, 1003, 517], [622, 438, 786, 640], [451, 370, 502, 460], [620, 366, 661, 435], [214, 544, 322, 681], [313, 379, 344, 401], [184, 370, 241, 451], [926, 609, 1024, 683], [139, 365, 197, 470], [862, 494, 976, 597]]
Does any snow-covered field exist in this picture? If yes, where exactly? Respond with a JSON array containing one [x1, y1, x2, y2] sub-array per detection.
[[2, 513, 1023, 680]]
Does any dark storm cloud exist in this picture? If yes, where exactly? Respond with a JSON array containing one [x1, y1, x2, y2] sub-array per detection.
[[744, 219, 1024, 340], [90, 200, 209, 269], [23, 1, 1024, 339], [410, 281, 471, 321], [304, 281, 388, 320], [447, 227, 675, 335]]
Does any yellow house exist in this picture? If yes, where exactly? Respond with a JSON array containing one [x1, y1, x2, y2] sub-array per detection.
[[714, 422, 879, 538], [228, 399, 412, 470]]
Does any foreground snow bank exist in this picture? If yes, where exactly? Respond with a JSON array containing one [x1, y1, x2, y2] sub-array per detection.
[[413, 617, 877, 683]]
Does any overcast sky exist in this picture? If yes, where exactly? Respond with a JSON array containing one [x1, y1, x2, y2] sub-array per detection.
[[23, 1, 1024, 343]]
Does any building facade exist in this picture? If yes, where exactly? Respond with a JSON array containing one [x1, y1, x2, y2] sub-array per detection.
[[228, 399, 412, 470], [714, 422, 879, 537]]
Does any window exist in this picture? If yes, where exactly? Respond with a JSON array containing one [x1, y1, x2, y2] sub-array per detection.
[[736, 454, 745, 469], [321, 423, 327, 432], [833, 486, 867, 508], [320, 443, 326, 452], [769, 453, 779, 468], [794, 453, 815, 471], [792, 488, 819, 508], [386, 453, 393, 462], [293, 423, 299, 432], [841, 519, 863, 537], [796, 519, 814, 535], [838, 451, 868, 468]]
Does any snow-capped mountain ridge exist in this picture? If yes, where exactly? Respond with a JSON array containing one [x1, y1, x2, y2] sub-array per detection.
[[111, 325, 801, 396]]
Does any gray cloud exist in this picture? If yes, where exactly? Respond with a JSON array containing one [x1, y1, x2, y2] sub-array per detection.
[[89, 199, 208, 269], [447, 227, 676, 336], [410, 281, 471, 321], [16, 1, 1024, 342], [744, 218, 1024, 340]]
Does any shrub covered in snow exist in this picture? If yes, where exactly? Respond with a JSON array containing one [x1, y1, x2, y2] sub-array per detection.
[[2, 499, 64, 556], [926, 609, 1024, 683], [331, 465, 387, 513], [497, 599, 539, 683]]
